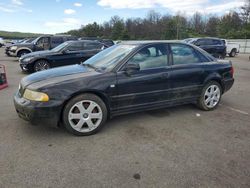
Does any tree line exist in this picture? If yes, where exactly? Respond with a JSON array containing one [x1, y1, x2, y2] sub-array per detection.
[[0, 30, 41, 39], [67, 1, 250, 40]]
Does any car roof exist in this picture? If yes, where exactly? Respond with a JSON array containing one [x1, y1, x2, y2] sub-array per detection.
[[119, 40, 186, 46], [195, 37, 222, 40], [68, 40, 101, 44]]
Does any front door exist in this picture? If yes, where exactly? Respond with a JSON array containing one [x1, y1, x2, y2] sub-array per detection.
[[114, 44, 171, 112], [51, 42, 85, 67]]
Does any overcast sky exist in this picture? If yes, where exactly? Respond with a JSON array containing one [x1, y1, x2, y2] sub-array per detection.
[[0, 0, 245, 34]]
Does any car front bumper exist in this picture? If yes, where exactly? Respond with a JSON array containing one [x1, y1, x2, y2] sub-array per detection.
[[14, 93, 63, 127], [6, 49, 17, 57], [19, 62, 30, 71], [19, 59, 34, 72]]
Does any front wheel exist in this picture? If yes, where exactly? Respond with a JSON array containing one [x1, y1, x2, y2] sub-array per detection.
[[63, 94, 108, 136], [17, 50, 30, 57], [197, 81, 222, 111], [33, 60, 50, 72]]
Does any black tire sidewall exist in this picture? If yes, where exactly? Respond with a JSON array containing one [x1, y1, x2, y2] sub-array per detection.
[[18, 50, 29, 57], [230, 49, 236, 57], [63, 94, 108, 136], [197, 81, 222, 111]]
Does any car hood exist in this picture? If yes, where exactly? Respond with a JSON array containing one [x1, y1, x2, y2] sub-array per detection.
[[21, 64, 96, 88], [14, 42, 34, 48], [21, 50, 55, 59]]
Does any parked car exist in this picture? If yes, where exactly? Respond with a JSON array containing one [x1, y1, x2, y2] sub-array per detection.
[[221, 39, 240, 57], [188, 37, 227, 59], [5, 38, 35, 51], [20, 38, 36, 44], [6, 35, 77, 57], [14, 41, 234, 136], [79, 37, 114, 47], [19, 40, 105, 72], [0, 38, 4, 48]]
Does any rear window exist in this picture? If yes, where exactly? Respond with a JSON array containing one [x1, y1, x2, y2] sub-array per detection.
[[212, 39, 223, 45], [171, 44, 201, 65]]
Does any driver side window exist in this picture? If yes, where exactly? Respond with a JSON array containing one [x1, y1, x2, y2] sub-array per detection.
[[66, 42, 83, 51], [127, 44, 168, 70]]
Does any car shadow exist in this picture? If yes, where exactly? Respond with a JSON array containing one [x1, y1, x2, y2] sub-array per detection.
[[20, 104, 199, 137], [102, 104, 198, 133]]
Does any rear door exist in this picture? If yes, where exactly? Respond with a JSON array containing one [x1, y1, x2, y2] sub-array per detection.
[[168, 43, 207, 100]]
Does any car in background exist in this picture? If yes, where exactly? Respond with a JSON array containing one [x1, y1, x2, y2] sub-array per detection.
[[0, 37, 4, 48], [187, 37, 226, 59], [14, 41, 234, 136], [79, 37, 114, 47], [20, 38, 36, 44], [182, 38, 196, 43], [6, 35, 77, 57], [5, 38, 35, 56], [221, 39, 240, 57], [19, 40, 105, 72]]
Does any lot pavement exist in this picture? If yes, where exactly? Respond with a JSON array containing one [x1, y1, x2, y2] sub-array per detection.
[[0, 48, 250, 188]]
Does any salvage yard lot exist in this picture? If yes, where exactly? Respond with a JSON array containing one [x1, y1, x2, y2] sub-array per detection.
[[0, 47, 250, 187]]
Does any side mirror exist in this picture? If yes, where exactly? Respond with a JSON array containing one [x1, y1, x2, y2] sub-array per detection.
[[124, 63, 140, 75]]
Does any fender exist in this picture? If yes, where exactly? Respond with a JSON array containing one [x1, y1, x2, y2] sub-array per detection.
[[16, 47, 32, 55], [203, 72, 224, 91]]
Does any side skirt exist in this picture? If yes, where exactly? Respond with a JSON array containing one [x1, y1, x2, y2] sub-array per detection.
[[110, 97, 198, 118]]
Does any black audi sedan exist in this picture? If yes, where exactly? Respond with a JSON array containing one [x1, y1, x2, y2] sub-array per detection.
[[14, 41, 234, 136], [19, 40, 105, 72]]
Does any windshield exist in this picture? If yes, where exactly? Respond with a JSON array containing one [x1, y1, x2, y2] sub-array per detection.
[[82, 44, 136, 71], [51, 42, 69, 52]]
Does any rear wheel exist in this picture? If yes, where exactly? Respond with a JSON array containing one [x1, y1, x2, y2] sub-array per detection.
[[197, 81, 222, 111], [63, 94, 107, 136], [229, 49, 236, 57], [33, 60, 50, 72]]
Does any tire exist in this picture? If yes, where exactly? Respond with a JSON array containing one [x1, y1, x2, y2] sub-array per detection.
[[17, 50, 30, 57], [63, 94, 108, 136], [33, 60, 50, 72], [197, 81, 222, 111], [217, 53, 225, 59], [229, 49, 236, 57]]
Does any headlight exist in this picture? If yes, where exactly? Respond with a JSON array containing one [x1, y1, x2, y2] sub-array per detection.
[[22, 57, 33, 62], [10, 46, 17, 50], [23, 89, 49, 102]]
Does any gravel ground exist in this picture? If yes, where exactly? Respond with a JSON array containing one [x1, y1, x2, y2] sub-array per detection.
[[0, 48, 250, 188]]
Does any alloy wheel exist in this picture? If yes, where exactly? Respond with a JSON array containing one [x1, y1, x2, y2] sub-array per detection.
[[204, 85, 221, 108], [68, 100, 103, 133], [34, 60, 50, 72]]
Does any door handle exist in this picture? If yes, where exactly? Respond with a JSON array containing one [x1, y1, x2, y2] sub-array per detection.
[[161, 73, 169, 79]]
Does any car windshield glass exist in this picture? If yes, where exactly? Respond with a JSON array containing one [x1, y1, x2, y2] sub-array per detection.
[[51, 42, 69, 52], [82, 44, 136, 71]]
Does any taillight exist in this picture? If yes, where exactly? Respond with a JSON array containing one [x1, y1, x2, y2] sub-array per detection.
[[230, 66, 234, 77]]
